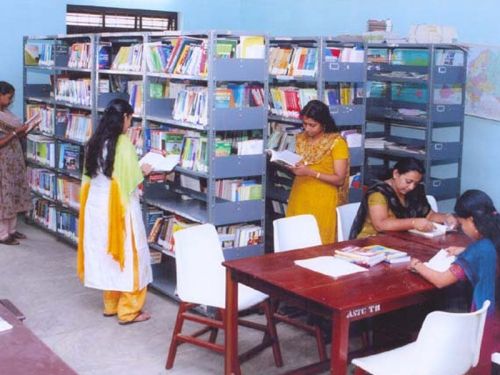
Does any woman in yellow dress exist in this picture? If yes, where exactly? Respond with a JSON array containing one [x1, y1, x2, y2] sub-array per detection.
[[286, 100, 349, 244]]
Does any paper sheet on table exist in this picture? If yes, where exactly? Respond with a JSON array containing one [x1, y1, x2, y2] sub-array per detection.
[[424, 249, 456, 272], [294, 256, 368, 278], [0, 317, 12, 332], [139, 152, 179, 172]]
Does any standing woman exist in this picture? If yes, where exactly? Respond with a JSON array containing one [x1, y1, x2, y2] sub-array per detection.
[[78, 99, 153, 324], [286, 100, 349, 244], [0, 81, 37, 245]]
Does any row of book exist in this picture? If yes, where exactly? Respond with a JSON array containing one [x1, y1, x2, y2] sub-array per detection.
[[269, 46, 318, 77], [28, 168, 56, 200], [215, 179, 262, 202], [325, 46, 365, 63], [67, 43, 92, 69], [31, 196, 79, 242], [147, 215, 196, 253], [60, 112, 93, 143], [268, 121, 301, 151], [217, 224, 262, 248], [24, 43, 54, 66], [27, 135, 56, 168], [26, 104, 54, 135], [324, 83, 364, 106], [126, 125, 144, 155], [57, 177, 81, 210], [111, 44, 143, 71], [367, 48, 464, 67], [55, 78, 92, 107], [31, 197, 57, 232], [215, 84, 265, 108], [368, 81, 462, 105], [269, 87, 318, 118]]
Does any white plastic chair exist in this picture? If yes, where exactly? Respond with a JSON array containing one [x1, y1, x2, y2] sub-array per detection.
[[336, 202, 361, 242], [166, 223, 283, 370], [272, 214, 326, 360], [352, 300, 491, 375], [426, 195, 438, 212], [273, 214, 322, 252], [492, 352, 500, 375]]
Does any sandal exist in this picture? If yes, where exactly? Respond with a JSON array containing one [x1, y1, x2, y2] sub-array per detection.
[[118, 311, 151, 325], [11, 231, 27, 240], [103, 312, 117, 317], [0, 235, 20, 245]]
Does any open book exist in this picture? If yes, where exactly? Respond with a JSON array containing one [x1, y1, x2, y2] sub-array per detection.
[[139, 152, 180, 172], [424, 249, 456, 272], [268, 149, 302, 167], [409, 223, 447, 238]]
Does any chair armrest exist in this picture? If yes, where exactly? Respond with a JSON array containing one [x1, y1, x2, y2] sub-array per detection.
[[0, 299, 25, 321]]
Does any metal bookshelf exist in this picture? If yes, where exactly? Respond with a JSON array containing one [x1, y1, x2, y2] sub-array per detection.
[[364, 43, 467, 203]]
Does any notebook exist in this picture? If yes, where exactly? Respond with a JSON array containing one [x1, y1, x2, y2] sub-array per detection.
[[409, 223, 447, 238]]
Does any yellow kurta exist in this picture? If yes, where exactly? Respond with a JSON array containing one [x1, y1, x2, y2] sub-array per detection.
[[356, 192, 396, 238], [286, 133, 349, 244]]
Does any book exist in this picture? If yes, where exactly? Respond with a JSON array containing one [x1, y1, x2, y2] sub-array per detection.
[[424, 249, 456, 272], [409, 223, 447, 238], [268, 149, 302, 167], [139, 152, 179, 172]]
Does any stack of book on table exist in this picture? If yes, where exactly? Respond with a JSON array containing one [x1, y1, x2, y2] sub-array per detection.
[[334, 244, 410, 267]]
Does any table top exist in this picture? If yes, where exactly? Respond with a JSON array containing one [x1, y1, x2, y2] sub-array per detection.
[[224, 233, 459, 319], [386, 230, 471, 250], [0, 303, 77, 375]]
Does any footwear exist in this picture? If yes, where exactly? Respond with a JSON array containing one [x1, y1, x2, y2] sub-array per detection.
[[0, 235, 20, 245], [103, 312, 117, 317], [118, 311, 151, 325], [11, 231, 26, 240]]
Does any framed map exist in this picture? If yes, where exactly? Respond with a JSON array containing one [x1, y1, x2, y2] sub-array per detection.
[[465, 44, 500, 121]]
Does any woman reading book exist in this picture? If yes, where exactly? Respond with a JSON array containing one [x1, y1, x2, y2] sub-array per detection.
[[409, 189, 498, 373], [349, 157, 456, 239], [78, 99, 153, 325], [0, 81, 40, 245], [286, 100, 349, 243]]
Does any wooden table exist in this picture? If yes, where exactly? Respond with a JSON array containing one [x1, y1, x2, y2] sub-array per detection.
[[387, 230, 471, 250], [0, 302, 77, 375], [223, 233, 463, 375]]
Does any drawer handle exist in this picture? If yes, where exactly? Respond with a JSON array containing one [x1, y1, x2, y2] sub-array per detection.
[[438, 66, 447, 74], [436, 105, 445, 112]]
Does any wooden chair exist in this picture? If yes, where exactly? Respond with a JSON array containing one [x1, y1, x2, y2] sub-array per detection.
[[273, 214, 327, 361], [166, 224, 283, 372]]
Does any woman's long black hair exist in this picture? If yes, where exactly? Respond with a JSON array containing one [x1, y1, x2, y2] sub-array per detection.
[[455, 189, 500, 252], [300, 99, 338, 133], [84, 99, 133, 178], [0, 81, 15, 95]]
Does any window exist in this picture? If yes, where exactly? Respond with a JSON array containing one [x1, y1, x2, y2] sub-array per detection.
[[66, 5, 178, 33]]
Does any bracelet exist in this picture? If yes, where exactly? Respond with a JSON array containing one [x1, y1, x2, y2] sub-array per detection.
[[11, 131, 17, 137], [315, 172, 321, 179]]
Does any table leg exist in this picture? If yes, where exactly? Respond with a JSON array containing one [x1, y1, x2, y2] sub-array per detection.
[[331, 311, 349, 374], [225, 268, 240, 375]]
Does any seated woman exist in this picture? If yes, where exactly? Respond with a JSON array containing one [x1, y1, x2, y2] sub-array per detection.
[[409, 189, 498, 373], [349, 157, 456, 239]]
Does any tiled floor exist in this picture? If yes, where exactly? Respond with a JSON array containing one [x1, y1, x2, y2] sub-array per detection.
[[0, 220, 335, 375]]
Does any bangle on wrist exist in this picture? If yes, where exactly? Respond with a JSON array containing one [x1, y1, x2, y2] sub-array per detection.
[[315, 172, 320, 179]]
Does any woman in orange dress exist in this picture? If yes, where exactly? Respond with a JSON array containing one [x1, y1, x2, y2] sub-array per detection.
[[286, 100, 349, 244]]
